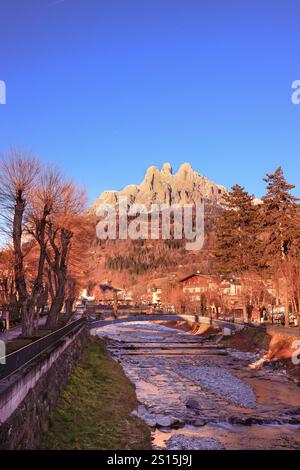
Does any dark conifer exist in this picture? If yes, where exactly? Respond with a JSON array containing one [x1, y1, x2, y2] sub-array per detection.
[[262, 167, 299, 262], [215, 184, 261, 273]]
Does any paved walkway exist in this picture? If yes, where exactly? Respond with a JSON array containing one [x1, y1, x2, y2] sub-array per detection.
[[0, 325, 21, 342], [0, 317, 47, 342]]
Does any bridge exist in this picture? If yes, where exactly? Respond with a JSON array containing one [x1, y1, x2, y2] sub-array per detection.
[[89, 313, 246, 333]]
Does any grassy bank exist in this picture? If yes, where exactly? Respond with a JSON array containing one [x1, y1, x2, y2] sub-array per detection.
[[40, 337, 152, 450]]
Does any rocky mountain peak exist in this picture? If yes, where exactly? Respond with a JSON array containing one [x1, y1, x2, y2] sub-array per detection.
[[176, 162, 193, 181], [89, 163, 227, 212], [162, 162, 173, 175]]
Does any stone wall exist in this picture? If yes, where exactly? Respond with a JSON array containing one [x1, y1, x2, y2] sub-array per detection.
[[0, 326, 87, 449]]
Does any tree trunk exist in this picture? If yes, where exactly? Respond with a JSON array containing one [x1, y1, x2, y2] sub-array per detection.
[[12, 197, 35, 337], [61, 296, 75, 325], [46, 275, 66, 328], [13, 199, 27, 303], [21, 300, 35, 337], [284, 278, 290, 327]]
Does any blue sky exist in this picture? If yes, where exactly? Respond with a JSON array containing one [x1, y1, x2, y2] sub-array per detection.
[[0, 0, 299, 202]]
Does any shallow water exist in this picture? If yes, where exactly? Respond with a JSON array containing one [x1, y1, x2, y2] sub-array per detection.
[[93, 321, 300, 450]]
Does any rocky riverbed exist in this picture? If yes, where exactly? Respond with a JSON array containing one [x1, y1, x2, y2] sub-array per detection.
[[92, 322, 300, 450]]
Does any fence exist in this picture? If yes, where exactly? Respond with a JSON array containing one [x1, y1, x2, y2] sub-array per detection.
[[0, 318, 85, 381]]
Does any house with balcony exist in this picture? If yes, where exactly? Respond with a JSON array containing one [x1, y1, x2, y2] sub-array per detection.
[[179, 272, 220, 315]]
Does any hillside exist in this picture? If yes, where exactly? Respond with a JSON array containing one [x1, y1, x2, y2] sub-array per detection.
[[86, 163, 226, 290]]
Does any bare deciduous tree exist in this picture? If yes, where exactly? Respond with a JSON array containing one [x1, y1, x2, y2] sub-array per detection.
[[0, 151, 40, 335], [0, 150, 87, 335]]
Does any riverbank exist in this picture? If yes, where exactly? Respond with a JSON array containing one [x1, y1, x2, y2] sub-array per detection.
[[40, 337, 152, 450], [160, 320, 300, 384], [220, 327, 300, 383]]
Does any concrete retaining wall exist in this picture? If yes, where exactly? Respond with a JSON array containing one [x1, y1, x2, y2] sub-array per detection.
[[0, 325, 87, 449]]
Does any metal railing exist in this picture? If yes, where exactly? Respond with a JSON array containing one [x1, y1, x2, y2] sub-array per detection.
[[0, 318, 85, 381]]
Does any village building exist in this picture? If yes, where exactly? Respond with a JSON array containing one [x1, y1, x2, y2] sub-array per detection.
[[147, 287, 162, 305], [218, 277, 244, 320], [179, 272, 245, 319], [180, 273, 218, 299], [179, 272, 219, 316]]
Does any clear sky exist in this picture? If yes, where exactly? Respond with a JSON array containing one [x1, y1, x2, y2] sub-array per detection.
[[0, 0, 299, 203]]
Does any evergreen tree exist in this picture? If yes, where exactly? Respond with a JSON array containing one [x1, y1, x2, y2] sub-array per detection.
[[262, 167, 299, 326], [215, 184, 261, 273], [262, 167, 299, 262]]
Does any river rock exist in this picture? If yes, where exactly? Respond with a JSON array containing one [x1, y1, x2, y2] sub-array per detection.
[[186, 398, 200, 409], [144, 417, 157, 428], [193, 418, 207, 427], [178, 365, 257, 408], [166, 435, 224, 450], [132, 405, 157, 427], [154, 415, 184, 428], [228, 415, 264, 426], [171, 418, 185, 429], [156, 415, 173, 427], [287, 416, 300, 425], [285, 407, 300, 416]]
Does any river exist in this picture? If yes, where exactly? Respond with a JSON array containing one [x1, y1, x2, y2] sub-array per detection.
[[93, 321, 300, 450]]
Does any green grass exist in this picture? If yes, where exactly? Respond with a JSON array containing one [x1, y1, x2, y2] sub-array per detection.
[[40, 337, 152, 450]]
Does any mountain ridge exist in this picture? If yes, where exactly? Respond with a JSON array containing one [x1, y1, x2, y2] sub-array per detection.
[[89, 162, 228, 212]]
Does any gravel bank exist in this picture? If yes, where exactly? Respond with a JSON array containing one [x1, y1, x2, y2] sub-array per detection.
[[165, 435, 224, 450], [175, 365, 257, 408]]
